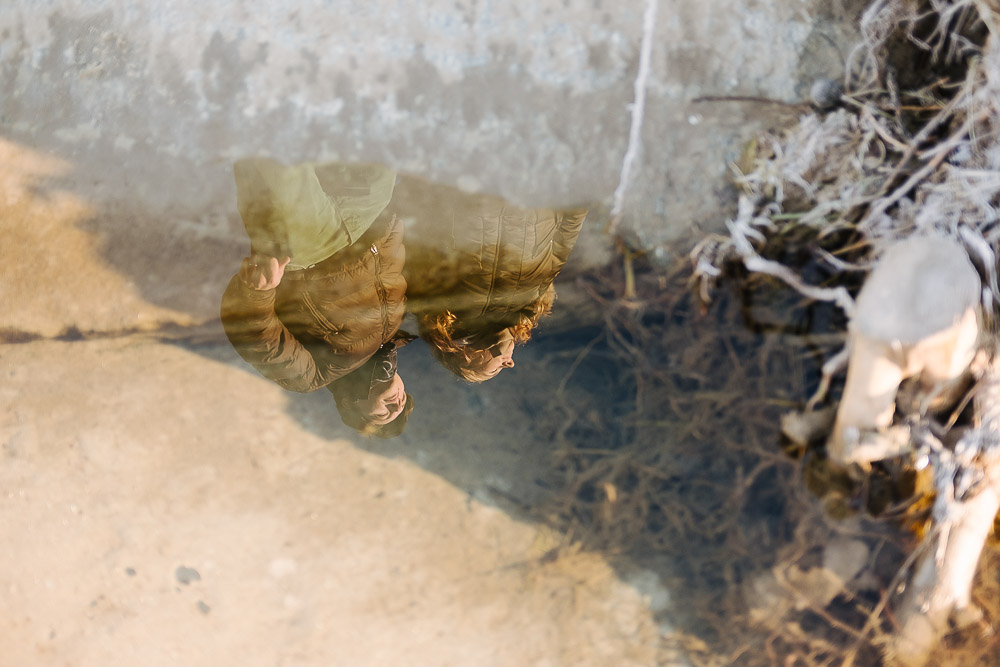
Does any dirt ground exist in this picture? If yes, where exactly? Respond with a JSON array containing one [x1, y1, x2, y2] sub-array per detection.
[[1, 337, 677, 667]]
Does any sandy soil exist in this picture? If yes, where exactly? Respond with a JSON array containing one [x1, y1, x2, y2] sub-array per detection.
[[0, 337, 670, 666]]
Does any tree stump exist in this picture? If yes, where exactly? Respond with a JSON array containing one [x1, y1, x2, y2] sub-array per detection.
[[828, 236, 981, 467]]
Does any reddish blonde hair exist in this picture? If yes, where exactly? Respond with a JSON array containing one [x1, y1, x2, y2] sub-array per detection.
[[418, 285, 556, 382]]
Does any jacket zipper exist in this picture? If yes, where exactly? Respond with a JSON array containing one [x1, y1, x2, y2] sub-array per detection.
[[371, 243, 390, 340], [481, 208, 504, 316]]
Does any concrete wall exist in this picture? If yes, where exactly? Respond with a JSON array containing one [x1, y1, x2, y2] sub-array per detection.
[[1, 0, 862, 336], [2, 0, 861, 231]]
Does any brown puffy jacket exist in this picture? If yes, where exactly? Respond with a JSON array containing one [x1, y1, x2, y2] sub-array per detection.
[[221, 213, 406, 392], [395, 174, 586, 330]]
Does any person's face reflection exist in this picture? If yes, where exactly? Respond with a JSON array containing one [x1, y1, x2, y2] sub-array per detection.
[[482, 338, 515, 378], [360, 374, 406, 425]]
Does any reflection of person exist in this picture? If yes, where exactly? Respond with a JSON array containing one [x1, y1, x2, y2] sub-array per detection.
[[221, 159, 408, 403], [329, 336, 415, 438], [233, 157, 397, 268], [392, 175, 587, 381]]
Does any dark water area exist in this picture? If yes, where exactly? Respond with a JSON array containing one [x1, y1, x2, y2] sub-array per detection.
[[493, 234, 987, 666], [214, 160, 934, 664], [526, 258, 856, 663]]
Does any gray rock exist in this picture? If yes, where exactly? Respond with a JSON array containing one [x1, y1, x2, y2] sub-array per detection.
[[854, 236, 981, 343], [175, 566, 201, 586], [810, 78, 844, 109]]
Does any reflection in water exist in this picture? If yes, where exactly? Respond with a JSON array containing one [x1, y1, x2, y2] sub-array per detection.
[[232, 157, 398, 269], [220, 158, 411, 436], [329, 334, 416, 438], [220, 159, 586, 435], [391, 174, 587, 382]]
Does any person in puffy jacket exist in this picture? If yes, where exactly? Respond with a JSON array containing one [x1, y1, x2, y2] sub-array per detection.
[[221, 158, 412, 432], [391, 174, 587, 382]]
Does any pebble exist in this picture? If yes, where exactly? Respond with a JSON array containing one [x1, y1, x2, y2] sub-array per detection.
[[810, 78, 843, 110], [175, 566, 201, 585]]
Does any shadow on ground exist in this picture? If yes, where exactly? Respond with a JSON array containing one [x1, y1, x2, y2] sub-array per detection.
[[169, 244, 903, 665]]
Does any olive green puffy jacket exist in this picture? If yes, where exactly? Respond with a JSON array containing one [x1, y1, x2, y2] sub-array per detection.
[[234, 158, 397, 270]]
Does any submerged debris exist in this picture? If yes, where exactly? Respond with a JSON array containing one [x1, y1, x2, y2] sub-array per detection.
[[830, 236, 981, 468], [685, 0, 1000, 664], [544, 1, 1000, 665]]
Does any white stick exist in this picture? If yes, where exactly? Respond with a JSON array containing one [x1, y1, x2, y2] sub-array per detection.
[[608, 0, 659, 233], [890, 355, 1000, 667]]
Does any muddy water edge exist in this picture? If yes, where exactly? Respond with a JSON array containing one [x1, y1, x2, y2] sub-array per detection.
[[523, 228, 1000, 666]]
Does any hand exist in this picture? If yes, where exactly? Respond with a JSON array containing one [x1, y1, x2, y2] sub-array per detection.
[[238, 255, 291, 291]]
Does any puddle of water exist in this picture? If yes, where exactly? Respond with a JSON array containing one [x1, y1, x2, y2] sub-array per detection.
[[221, 159, 591, 434], [527, 232, 1000, 667], [6, 150, 998, 666], [218, 159, 912, 664], [217, 157, 1000, 665]]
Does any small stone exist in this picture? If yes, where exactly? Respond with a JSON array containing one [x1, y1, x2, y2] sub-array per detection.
[[175, 566, 201, 585], [648, 246, 670, 270], [125, 567, 136, 577], [810, 78, 843, 110], [786, 565, 844, 609], [196, 600, 211, 615], [781, 408, 835, 446], [823, 537, 869, 583]]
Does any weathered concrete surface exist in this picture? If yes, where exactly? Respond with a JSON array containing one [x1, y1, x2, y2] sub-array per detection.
[[1, 1, 861, 310], [1, 338, 668, 666]]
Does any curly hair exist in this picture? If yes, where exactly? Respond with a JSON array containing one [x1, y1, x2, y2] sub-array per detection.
[[418, 284, 557, 382], [335, 392, 415, 438]]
